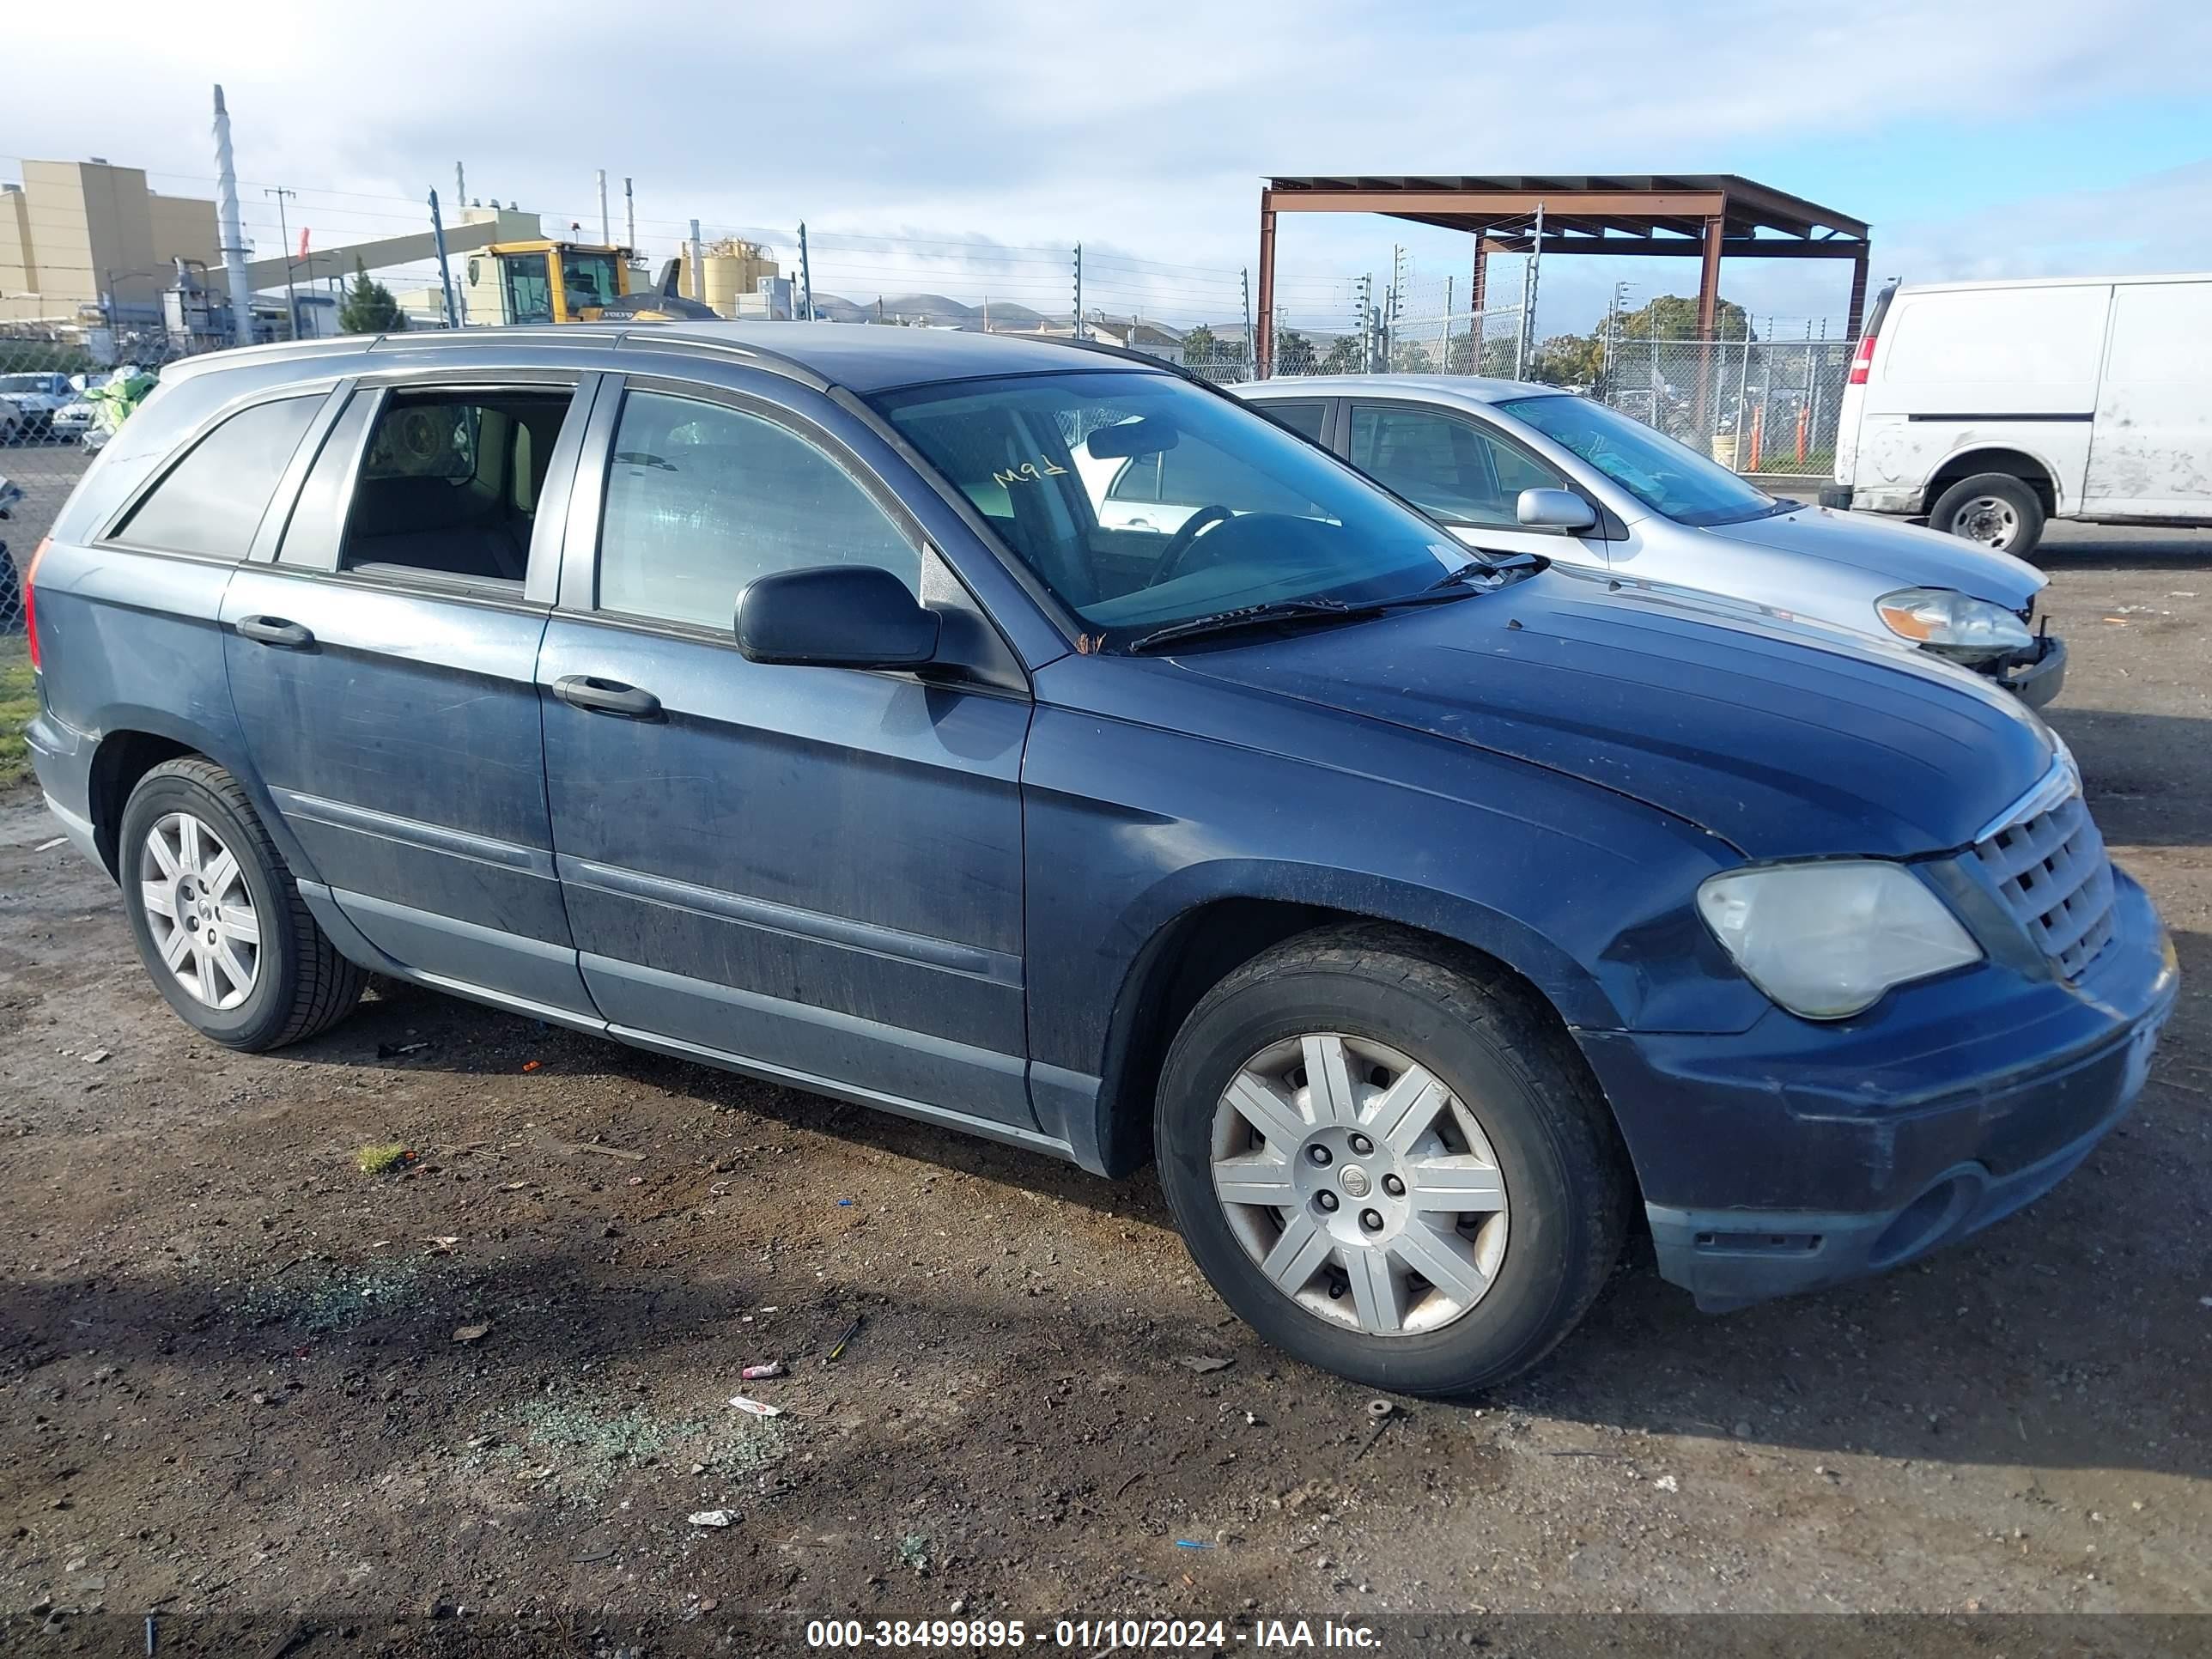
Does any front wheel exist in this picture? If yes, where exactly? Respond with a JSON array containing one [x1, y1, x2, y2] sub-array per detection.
[[118, 757, 366, 1050], [1154, 927, 1632, 1395], [1929, 471, 2045, 556]]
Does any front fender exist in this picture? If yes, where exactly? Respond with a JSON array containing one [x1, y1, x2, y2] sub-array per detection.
[[1018, 678, 1768, 1170]]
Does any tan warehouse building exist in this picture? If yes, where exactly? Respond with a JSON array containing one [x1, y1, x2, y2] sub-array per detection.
[[2, 160, 221, 326]]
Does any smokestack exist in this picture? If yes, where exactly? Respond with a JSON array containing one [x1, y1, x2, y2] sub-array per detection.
[[211, 86, 254, 347], [597, 170, 611, 246], [623, 177, 635, 251]]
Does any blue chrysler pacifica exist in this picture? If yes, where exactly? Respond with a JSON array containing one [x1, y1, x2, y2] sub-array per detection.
[[23, 325, 2175, 1393]]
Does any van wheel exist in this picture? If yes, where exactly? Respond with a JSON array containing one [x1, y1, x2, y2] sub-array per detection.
[[1929, 472, 2045, 556], [1153, 926, 1632, 1395], [118, 757, 366, 1051]]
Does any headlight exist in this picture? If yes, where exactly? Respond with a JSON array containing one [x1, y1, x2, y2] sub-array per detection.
[[1697, 861, 1982, 1019], [1875, 587, 2034, 659]]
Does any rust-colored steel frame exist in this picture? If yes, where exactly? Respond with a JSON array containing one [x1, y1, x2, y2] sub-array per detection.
[[1255, 178, 1871, 380]]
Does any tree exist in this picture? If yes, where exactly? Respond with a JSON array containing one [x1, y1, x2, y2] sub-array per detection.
[[1274, 328, 1317, 375], [338, 258, 407, 334], [1320, 333, 1364, 375], [1181, 322, 1218, 362], [1614, 293, 1752, 342], [1527, 332, 1605, 387], [1393, 340, 1435, 374]]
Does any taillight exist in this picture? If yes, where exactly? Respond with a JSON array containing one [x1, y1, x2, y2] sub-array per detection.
[[1848, 333, 1877, 386], [22, 536, 49, 670]]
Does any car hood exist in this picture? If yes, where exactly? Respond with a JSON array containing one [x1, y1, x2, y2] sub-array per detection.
[[1174, 566, 2056, 860], [1701, 504, 2045, 611]]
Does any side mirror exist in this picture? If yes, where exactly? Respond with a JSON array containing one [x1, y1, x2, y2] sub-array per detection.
[[735, 565, 939, 670], [1516, 487, 1597, 532]]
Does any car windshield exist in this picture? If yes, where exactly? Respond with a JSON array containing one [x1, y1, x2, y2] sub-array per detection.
[[0, 374, 60, 394], [1498, 393, 1784, 527], [872, 370, 1467, 640]]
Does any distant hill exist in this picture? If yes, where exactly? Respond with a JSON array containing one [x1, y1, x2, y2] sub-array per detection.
[[807, 290, 1066, 330]]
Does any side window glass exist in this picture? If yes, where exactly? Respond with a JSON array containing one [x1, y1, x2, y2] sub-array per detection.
[[338, 389, 574, 586], [1262, 401, 1326, 441], [596, 390, 921, 630], [1474, 427, 1565, 500], [1350, 405, 1563, 526], [115, 394, 322, 558], [277, 390, 374, 568]]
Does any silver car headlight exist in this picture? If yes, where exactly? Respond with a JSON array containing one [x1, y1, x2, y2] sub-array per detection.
[[1697, 861, 1983, 1019], [1875, 587, 2034, 660]]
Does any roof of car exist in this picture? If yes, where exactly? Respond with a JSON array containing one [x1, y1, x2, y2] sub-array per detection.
[[1231, 374, 1563, 405], [163, 320, 1164, 397]]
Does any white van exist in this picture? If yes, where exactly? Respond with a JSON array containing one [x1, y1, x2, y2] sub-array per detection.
[[1824, 273, 2212, 555]]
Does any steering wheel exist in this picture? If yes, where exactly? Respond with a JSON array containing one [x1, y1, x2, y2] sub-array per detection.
[[1146, 505, 1237, 587]]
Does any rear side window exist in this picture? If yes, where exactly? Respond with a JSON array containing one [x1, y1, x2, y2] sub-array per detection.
[[1261, 400, 1326, 441], [114, 394, 322, 558], [594, 390, 920, 630], [337, 388, 574, 587]]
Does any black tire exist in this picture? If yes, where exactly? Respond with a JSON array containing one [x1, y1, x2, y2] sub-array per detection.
[[1927, 471, 2045, 556], [1154, 925, 1632, 1396], [118, 757, 366, 1050]]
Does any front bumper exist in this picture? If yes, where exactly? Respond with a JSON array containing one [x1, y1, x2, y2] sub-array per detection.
[[1817, 483, 1853, 510], [1580, 870, 2176, 1310], [1977, 632, 2067, 708]]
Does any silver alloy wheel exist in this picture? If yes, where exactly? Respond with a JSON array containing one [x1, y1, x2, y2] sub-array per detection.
[[1948, 494, 2021, 550], [138, 811, 260, 1010], [1209, 1033, 1509, 1336]]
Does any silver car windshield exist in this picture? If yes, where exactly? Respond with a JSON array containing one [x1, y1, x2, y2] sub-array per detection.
[[874, 370, 1467, 636], [1498, 394, 1786, 527]]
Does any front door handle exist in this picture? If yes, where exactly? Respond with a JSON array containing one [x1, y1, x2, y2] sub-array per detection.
[[552, 674, 662, 719], [236, 615, 314, 649]]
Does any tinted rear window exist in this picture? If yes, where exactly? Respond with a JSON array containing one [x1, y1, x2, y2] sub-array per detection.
[[116, 394, 322, 558]]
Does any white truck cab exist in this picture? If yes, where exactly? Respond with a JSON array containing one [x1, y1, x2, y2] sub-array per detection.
[[1824, 272, 2212, 555]]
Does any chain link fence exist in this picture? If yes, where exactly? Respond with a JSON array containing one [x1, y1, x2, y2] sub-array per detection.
[[2, 328, 207, 641], [1594, 335, 1853, 474]]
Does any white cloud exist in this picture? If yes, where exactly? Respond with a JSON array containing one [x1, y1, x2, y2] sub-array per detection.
[[8, 0, 2209, 328]]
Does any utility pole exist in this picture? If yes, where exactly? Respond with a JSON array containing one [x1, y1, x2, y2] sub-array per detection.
[[1241, 267, 1252, 379], [1072, 244, 1085, 341], [265, 186, 299, 339], [1515, 201, 1545, 380], [798, 222, 813, 319], [211, 85, 254, 346], [1353, 274, 1370, 369], [428, 188, 458, 331]]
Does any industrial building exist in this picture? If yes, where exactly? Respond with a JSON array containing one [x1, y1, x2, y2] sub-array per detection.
[[1, 159, 220, 327]]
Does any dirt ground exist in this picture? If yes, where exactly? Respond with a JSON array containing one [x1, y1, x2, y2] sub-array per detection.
[[2, 526, 2209, 1652]]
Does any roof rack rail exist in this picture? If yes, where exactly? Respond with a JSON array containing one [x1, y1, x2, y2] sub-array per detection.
[[614, 327, 834, 392]]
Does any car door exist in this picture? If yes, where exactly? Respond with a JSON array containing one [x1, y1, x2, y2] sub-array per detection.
[[1340, 399, 1603, 568], [536, 373, 1037, 1130], [2081, 279, 2212, 520], [220, 368, 600, 1018]]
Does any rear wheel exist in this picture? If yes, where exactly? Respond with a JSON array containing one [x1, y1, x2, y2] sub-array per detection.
[[118, 757, 365, 1050], [1929, 471, 2045, 556], [1154, 927, 1632, 1395]]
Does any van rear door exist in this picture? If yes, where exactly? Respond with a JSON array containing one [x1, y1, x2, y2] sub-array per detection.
[[2081, 278, 2212, 522], [1856, 283, 2108, 514]]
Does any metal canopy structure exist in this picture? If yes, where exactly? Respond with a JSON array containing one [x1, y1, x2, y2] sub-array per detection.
[[1255, 173, 1872, 377]]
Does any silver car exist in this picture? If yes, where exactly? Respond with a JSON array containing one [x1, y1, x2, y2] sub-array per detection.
[[1231, 375, 2063, 707]]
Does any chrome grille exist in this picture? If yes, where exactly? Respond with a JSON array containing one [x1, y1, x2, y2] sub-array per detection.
[[1972, 791, 2117, 978]]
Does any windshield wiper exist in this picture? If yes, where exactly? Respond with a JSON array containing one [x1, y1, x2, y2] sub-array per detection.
[[1126, 577, 1497, 654], [1126, 597, 1363, 653]]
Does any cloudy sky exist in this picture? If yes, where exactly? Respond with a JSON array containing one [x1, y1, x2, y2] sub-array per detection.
[[11, 0, 2212, 336]]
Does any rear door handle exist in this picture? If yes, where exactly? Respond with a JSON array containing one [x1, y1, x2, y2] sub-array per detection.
[[552, 674, 662, 719], [236, 615, 314, 649]]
